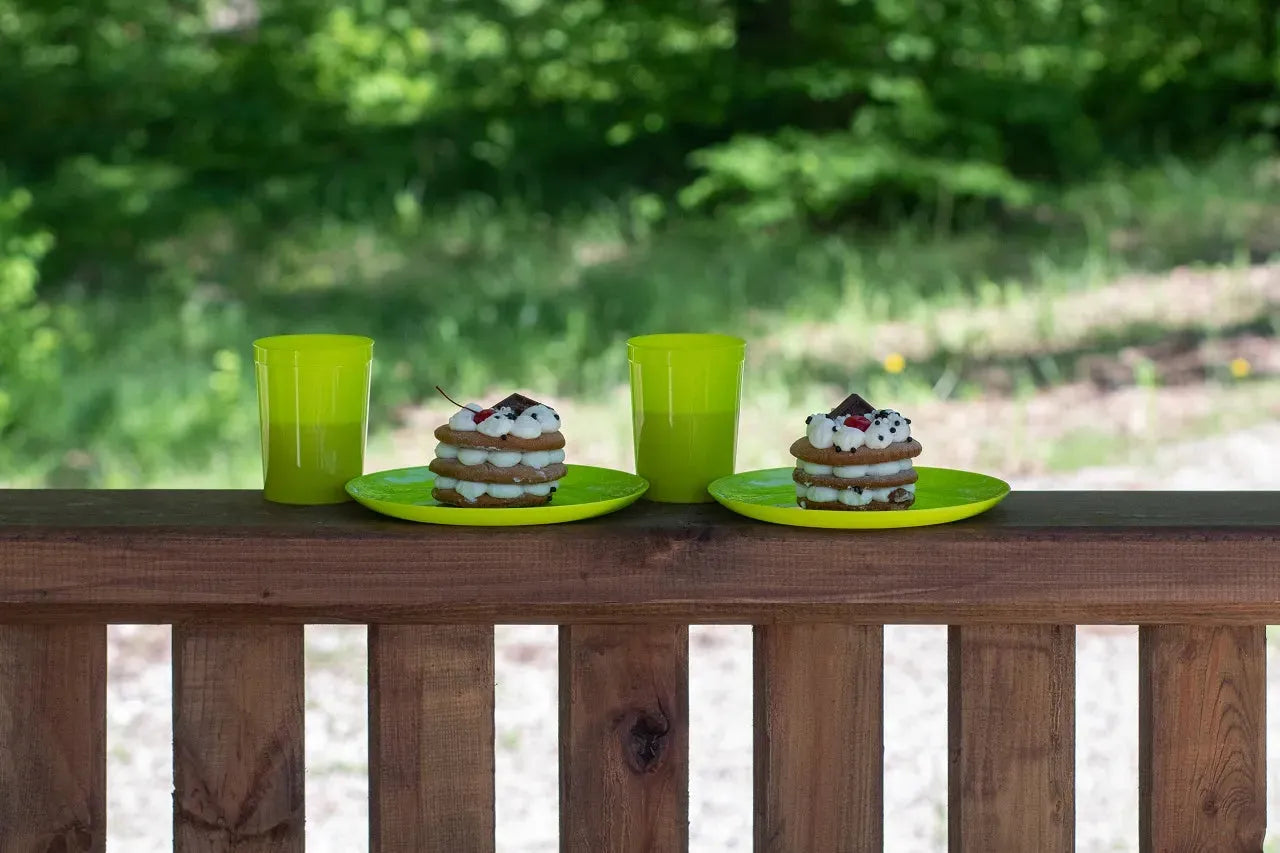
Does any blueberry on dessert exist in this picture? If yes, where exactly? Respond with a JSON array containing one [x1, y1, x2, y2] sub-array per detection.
[[431, 388, 565, 507], [789, 393, 920, 510]]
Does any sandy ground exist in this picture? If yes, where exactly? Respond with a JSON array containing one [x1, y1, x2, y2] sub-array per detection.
[[105, 422, 1280, 852]]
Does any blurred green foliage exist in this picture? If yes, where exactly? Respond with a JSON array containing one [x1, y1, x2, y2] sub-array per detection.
[[0, 187, 60, 472], [4, 0, 1277, 236], [0, 0, 1278, 485]]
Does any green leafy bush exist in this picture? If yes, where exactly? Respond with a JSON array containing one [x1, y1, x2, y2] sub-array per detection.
[[682, 131, 1034, 226], [0, 185, 59, 473]]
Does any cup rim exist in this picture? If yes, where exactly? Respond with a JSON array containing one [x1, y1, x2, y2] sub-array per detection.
[[626, 333, 745, 353], [254, 334, 373, 365]]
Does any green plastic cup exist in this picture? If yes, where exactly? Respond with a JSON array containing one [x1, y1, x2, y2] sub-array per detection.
[[254, 334, 373, 504], [628, 333, 745, 503]]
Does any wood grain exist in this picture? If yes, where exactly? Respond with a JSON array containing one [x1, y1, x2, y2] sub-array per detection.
[[560, 625, 688, 852], [754, 624, 882, 852], [949, 624, 1073, 853], [369, 625, 494, 853], [1139, 625, 1265, 853], [0, 491, 1278, 623], [0, 625, 106, 852], [173, 625, 304, 852]]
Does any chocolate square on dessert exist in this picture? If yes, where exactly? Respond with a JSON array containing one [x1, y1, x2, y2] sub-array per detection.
[[491, 393, 542, 415], [827, 393, 875, 419]]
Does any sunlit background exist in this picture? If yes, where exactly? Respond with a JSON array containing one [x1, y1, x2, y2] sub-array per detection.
[[3, 0, 1278, 849]]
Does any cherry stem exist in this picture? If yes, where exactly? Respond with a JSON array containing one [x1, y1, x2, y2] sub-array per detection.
[[434, 386, 478, 411]]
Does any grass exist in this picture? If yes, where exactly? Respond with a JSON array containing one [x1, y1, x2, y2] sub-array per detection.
[[6, 147, 1280, 488]]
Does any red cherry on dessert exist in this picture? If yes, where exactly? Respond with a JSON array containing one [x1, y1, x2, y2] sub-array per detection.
[[845, 415, 871, 431], [473, 408, 495, 423]]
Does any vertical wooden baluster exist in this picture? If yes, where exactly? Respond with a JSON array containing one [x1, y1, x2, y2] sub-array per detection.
[[1139, 625, 1265, 853], [560, 625, 688, 853], [369, 625, 495, 853], [949, 624, 1073, 853], [173, 625, 304, 852], [754, 624, 882, 853], [0, 625, 107, 852]]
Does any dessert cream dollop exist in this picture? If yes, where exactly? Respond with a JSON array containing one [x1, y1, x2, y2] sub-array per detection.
[[475, 407, 515, 438], [457, 448, 488, 466], [487, 451, 523, 468], [866, 409, 910, 448], [510, 413, 542, 439], [833, 421, 866, 452], [456, 480, 488, 500], [523, 404, 561, 433], [448, 404, 484, 432], [806, 414, 837, 449]]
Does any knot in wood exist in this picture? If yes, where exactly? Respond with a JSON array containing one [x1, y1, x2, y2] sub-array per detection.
[[623, 708, 671, 774], [43, 823, 93, 853], [646, 526, 715, 569]]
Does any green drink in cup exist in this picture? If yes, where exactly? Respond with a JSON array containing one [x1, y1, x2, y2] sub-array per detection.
[[627, 333, 746, 503], [254, 334, 373, 504]]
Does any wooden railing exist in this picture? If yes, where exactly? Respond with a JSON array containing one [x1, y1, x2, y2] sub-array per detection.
[[0, 489, 1275, 852]]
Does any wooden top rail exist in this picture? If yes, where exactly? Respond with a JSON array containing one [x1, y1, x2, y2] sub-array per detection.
[[0, 489, 1276, 623]]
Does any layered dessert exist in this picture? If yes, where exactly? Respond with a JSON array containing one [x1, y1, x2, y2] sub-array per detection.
[[430, 391, 565, 507], [790, 393, 920, 510]]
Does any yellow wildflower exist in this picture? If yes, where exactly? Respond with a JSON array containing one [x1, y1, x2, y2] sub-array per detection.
[[1229, 357, 1251, 379], [883, 352, 906, 374]]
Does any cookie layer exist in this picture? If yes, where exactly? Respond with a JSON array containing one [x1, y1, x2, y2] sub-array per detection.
[[793, 467, 918, 490], [799, 494, 915, 511], [430, 458, 566, 484], [435, 424, 565, 451], [432, 487, 552, 508], [790, 437, 922, 467]]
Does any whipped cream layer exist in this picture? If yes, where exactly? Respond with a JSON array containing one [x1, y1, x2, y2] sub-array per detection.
[[448, 402, 561, 437], [435, 443, 565, 469], [434, 478, 560, 500], [805, 408, 911, 451], [796, 458, 913, 478], [795, 482, 916, 506]]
